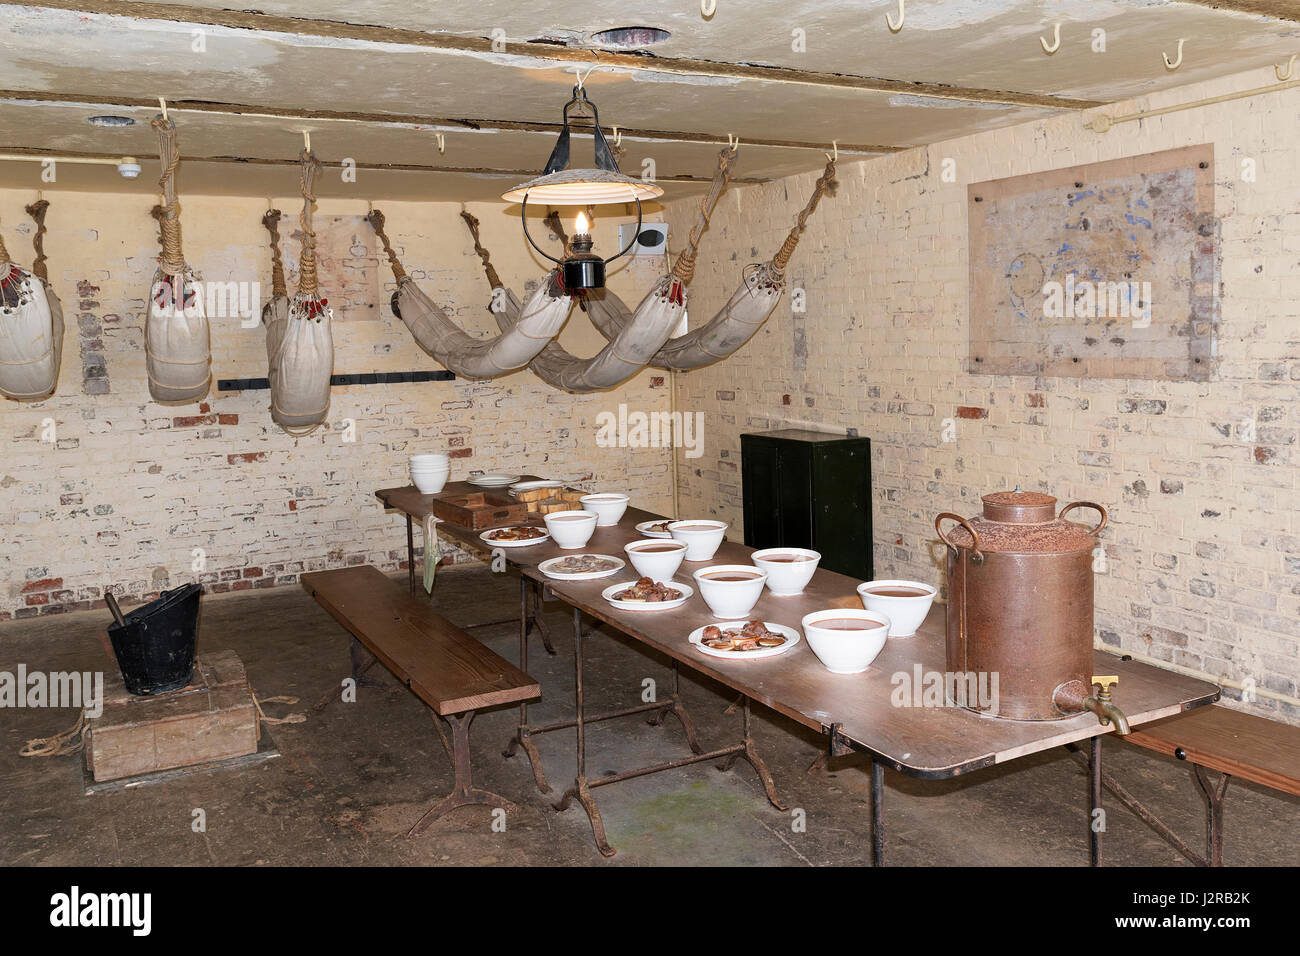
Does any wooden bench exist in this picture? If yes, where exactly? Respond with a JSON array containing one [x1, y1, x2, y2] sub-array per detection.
[[302, 566, 540, 836], [1106, 704, 1300, 865]]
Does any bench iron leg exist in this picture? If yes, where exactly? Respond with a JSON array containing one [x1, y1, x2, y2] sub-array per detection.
[[1191, 765, 1230, 867], [527, 579, 557, 656], [646, 660, 704, 755], [1089, 735, 1103, 867], [872, 760, 886, 867], [409, 710, 520, 838]]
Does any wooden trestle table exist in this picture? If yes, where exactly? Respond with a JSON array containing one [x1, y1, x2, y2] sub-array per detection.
[[377, 482, 1220, 862]]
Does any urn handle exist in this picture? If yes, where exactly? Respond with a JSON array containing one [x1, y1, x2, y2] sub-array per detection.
[[1060, 500, 1108, 536], [935, 512, 985, 564]]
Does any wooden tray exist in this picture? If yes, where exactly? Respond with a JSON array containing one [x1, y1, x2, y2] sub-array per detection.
[[429, 491, 529, 529]]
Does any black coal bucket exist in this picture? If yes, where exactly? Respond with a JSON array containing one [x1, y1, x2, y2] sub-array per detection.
[[106, 584, 201, 696]]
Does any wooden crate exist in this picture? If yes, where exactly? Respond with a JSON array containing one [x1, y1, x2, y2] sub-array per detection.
[[428, 491, 529, 529], [85, 649, 258, 783]]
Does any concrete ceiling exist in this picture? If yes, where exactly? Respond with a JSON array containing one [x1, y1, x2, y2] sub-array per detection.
[[0, 0, 1296, 200]]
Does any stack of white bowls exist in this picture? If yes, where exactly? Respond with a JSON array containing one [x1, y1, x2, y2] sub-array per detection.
[[410, 453, 450, 494]]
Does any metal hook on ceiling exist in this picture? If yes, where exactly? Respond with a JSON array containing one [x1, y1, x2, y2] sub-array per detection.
[[302, 130, 311, 152], [727, 133, 740, 152], [158, 97, 168, 121], [1040, 23, 1061, 55], [1163, 38, 1186, 71], [826, 140, 838, 162], [574, 63, 597, 90], [701, 0, 717, 18], [435, 133, 445, 154], [1276, 53, 1297, 81], [611, 125, 623, 148], [886, 0, 905, 33]]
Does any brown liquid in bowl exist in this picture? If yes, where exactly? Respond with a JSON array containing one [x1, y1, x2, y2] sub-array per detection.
[[634, 544, 684, 553], [814, 618, 879, 630], [865, 586, 931, 597], [702, 572, 760, 582]]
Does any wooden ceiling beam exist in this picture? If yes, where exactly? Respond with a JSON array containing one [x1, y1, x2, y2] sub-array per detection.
[[0, 90, 906, 155], [5, 0, 1105, 111]]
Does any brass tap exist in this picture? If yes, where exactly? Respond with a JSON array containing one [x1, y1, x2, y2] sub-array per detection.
[[1082, 675, 1131, 735]]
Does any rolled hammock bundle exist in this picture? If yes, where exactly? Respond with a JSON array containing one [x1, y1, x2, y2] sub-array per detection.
[[589, 156, 838, 371], [0, 201, 64, 402], [473, 145, 739, 393], [146, 115, 211, 404], [260, 207, 290, 388], [367, 208, 570, 380], [269, 150, 335, 434]]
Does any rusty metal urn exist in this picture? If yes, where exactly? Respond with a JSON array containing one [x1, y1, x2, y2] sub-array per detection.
[[936, 491, 1107, 721]]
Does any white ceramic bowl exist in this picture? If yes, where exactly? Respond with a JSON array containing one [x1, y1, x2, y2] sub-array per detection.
[[410, 454, 449, 467], [751, 547, 821, 596], [692, 564, 768, 619], [668, 520, 727, 561], [580, 493, 630, 527], [624, 539, 688, 581], [856, 580, 937, 638], [411, 470, 449, 494], [801, 608, 890, 674], [543, 510, 598, 550]]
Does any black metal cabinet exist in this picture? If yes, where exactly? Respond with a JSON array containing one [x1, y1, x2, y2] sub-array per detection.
[[740, 428, 872, 580]]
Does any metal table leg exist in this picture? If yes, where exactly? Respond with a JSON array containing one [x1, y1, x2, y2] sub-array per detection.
[[504, 576, 552, 794], [872, 760, 886, 867], [1192, 765, 1230, 867], [405, 515, 416, 595], [1090, 735, 1103, 866]]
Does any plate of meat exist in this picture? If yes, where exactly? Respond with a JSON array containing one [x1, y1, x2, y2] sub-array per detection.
[[687, 620, 800, 660], [538, 554, 625, 580], [635, 519, 675, 538], [479, 526, 550, 548], [601, 577, 693, 611]]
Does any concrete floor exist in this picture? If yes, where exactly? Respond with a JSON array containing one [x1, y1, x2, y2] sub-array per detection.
[[1, 565, 1296, 867]]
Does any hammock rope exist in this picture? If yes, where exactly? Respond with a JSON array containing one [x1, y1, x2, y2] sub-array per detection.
[[673, 145, 737, 284], [296, 148, 323, 300], [151, 115, 187, 277], [769, 157, 837, 278], [24, 199, 52, 282], [366, 209, 408, 282], [459, 210, 502, 290], [262, 208, 287, 298]]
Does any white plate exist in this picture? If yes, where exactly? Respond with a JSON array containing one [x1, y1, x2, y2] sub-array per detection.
[[688, 621, 801, 661], [478, 527, 551, 548], [635, 520, 675, 538], [601, 580, 694, 612], [509, 480, 564, 497], [468, 473, 522, 487], [538, 554, 626, 581]]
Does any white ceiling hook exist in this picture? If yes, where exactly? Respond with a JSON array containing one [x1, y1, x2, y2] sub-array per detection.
[[886, 0, 905, 33], [612, 125, 622, 147], [574, 63, 597, 90], [701, 0, 717, 18], [1040, 23, 1061, 55], [1276, 53, 1297, 81], [727, 133, 740, 151], [158, 97, 168, 120], [303, 130, 311, 152], [436, 133, 445, 154], [1163, 38, 1186, 71], [826, 140, 838, 162]]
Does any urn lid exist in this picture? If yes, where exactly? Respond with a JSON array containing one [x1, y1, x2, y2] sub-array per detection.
[[937, 490, 1107, 555]]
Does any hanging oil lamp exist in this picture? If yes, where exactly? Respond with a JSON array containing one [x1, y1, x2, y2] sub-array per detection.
[[501, 83, 663, 290]]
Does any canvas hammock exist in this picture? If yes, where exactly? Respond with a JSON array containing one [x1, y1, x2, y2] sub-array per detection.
[[366, 208, 570, 380], [260, 207, 290, 390], [469, 145, 739, 393], [146, 115, 211, 404], [0, 200, 64, 402], [267, 150, 334, 435], [587, 156, 838, 371]]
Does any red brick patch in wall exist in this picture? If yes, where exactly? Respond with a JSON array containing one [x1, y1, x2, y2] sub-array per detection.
[[448, 448, 473, 459], [22, 578, 62, 593], [1026, 393, 1045, 408], [956, 406, 988, 420], [174, 415, 218, 428], [227, 452, 267, 464]]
